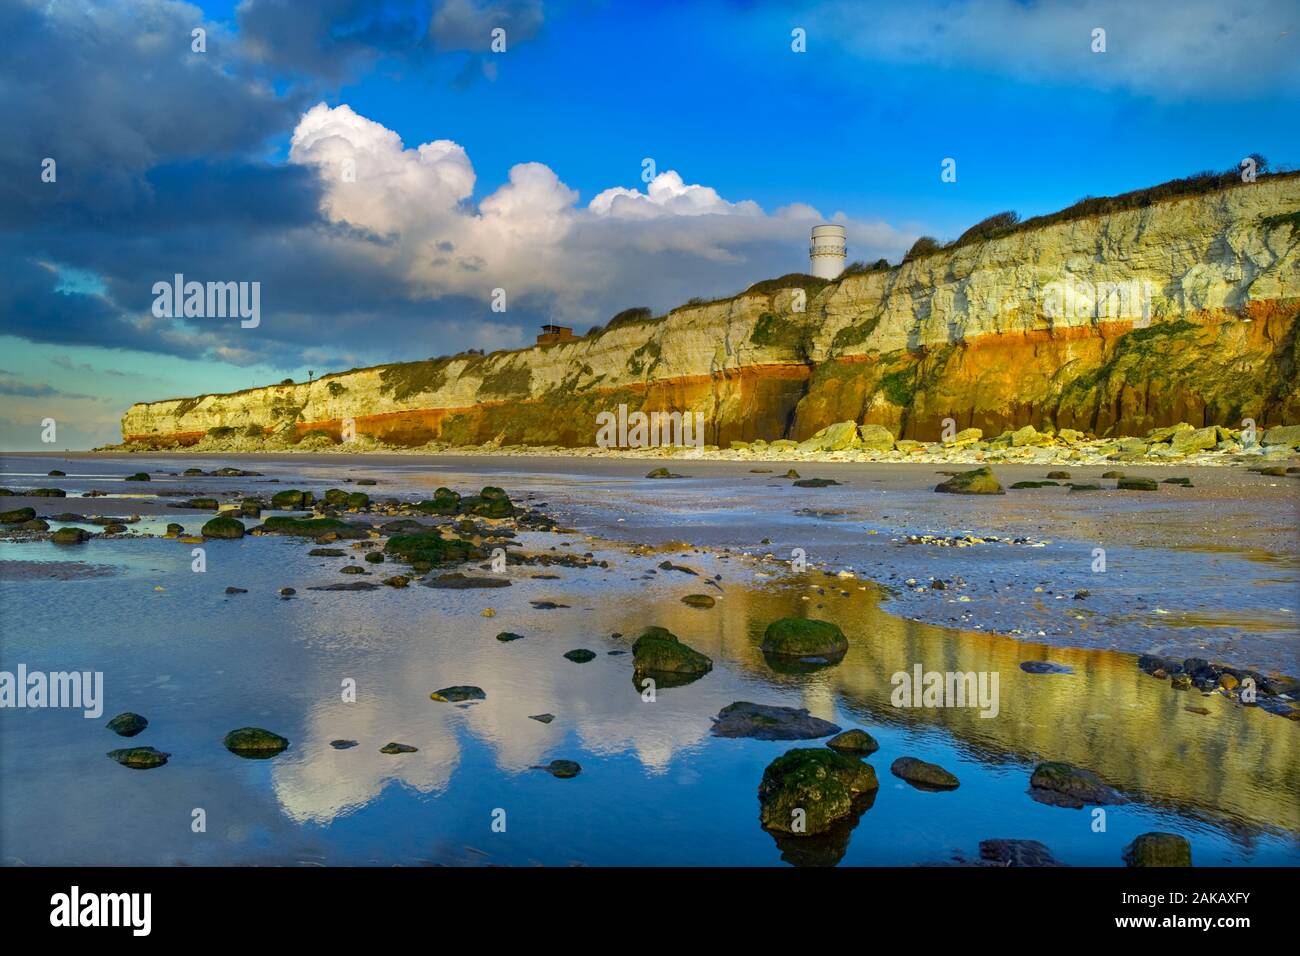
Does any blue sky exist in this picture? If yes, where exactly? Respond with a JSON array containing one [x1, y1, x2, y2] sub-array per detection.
[[1, 0, 1297, 449]]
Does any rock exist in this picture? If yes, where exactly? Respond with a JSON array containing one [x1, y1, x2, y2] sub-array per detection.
[[934, 467, 1005, 495], [1117, 477, 1158, 491], [423, 572, 511, 589], [20, 518, 49, 531], [183, 497, 219, 510], [797, 421, 861, 453], [1122, 832, 1192, 867], [891, 756, 960, 790], [1262, 424, 1300, 448], [858, 423, 897, 451], [530, 600, 569, 609], [681, 593, 716, 608], [826, 729, 879, 755], [1147, 423, 1194, 444], [51, 527, 90, 544], [107, 746, 169, 769], [1019, 661, 1074, 675], [224, 586, 247, 594], [309, 547, 345, 556], [307, 581, 380, 591], [165, 523, 185, 536], [1162, 476, 1192, 486], [760, 617, 848, 663], [1169, 425, 1218, 454], [533, 759, 581, 778], [1046, 470, 1071, 479], [1101, 470, 1124, 479], [381, 575, 410, 588], [223, 727, 289, 758], [47, 469, 66, 476], [260, 516, 364, 538], [380, 742, 418, 754], [278, 587, 295, 597], [124, 472, 151, 482], [201, 516, 245, 539], [430, 685, 486, 702], [1028, 761, 1124, 808], [339, 565, 368, 575], [0, 507, 37, 524], [943, 427, 982, 447], [979, 839, 1064, 867], [529, 714, 555, 723], [758, 748, 879, 835], [632, 626, 713, 677], [330, 739, 359, 749], [101, 522, 128, 534], [645, 467, 684, 479], [496, 631, 526, 642], [1069, 482, 1101, 491], [563, 649, 597, 663], [1010, 425, 1040, 447], [710, 701, 839, 740], [783, 469, 801, 479], [270, 489, 310, 509], [384, 530, 475, 566], [106, 712, 148, 737], [364, 551, 384, 564], [792, 478, 840, 488]]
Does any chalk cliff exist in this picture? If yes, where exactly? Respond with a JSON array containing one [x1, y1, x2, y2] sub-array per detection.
[[122, 176, 1300, 448]]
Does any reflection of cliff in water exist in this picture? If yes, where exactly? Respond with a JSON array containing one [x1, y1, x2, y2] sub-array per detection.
[[627, 575, 1300, 838]]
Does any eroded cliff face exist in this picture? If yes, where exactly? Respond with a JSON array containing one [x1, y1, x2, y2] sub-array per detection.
[[122, 178, 1300, 447]]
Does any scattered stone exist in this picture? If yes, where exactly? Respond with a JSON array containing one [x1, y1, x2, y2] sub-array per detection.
[[223, 727, 289, 758], [201, 516, 245, 539], [529, 714, 555, 724], [1028, 761, 1124, 808], [533, 759, 582, 778], [1117, 477, 1158, 491], [496, 631, 526, 642], [890, 756, 960, 790], [430, 685, 486, 702], [710, 701, 839, 740], [645, 467, 684, 479], [826, 729, 879, 755], [792, 478, 841, 488], [1122, 832, 1192, 867], [51, 527, 90, 544], [309, 548, 346, 556], [380, 742, 418, 754], [563, 649, 597, 663], [760, 617, 848, 663], [423, 572, 511, 589], [632, 626, 713, 677], [681, 593, 716, 608], [979, 839, 1064, 867], [107, 746, 169, 769], [278, 587, 295, 597], [381, 575, 410, 588], [106, 712, 148, 737], [1019, 661, 1074, 675], [330, 739, 359, 749]]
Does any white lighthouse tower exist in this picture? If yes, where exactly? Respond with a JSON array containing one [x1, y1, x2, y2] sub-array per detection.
[[809, 224, 846, 280]]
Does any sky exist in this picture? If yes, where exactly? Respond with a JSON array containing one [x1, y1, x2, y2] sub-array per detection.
[[1, 0, 1298, 450]]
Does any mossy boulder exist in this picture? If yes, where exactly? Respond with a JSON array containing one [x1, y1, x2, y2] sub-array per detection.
[[1029, 761, 1125, 808], [25, 488, 65, 497], [414, 487, 461, 515], [632, 626, 713, 676], [1122, 832, 1192, 867], [106, 712, 148, 737], [564, 648, 597, 663], [323, 488, 350, 506], [890, 756, 960, 790], [1118, 477, 1158, 491], [21, 518, 49, 531], [201, 516, 245, 539], [0, 507, 36, 524], [645, 467, 684, 479], [793, 477, 841, 488], [760, 618, 848, 662], [124, 472, 151, 482], [758, 748, 879, 835], [183, 497, 220, 510], [380, 742, 418, 754], [107, 746, 169, 769], [270, 489, 311, 509], [364, 550, 384, 564], [934, 466, 1005, 495], [534, 759, 581, 778], [1262, 424, 1300, 448], [711, 701, 839, 740], [461, 486, 514, 518], [51, 527, 90, 544], [223, 727, 289, 758], [385, 531, 475, 566], [258, 516, 360, 537], [826, 729, 879, 755], [681, 593, 716, 608]]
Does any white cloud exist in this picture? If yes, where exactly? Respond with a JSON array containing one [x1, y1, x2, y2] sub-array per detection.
[[287, 103, 912, 319]]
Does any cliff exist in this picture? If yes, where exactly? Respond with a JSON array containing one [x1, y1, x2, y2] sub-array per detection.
[[122, 176, 1300, 448]]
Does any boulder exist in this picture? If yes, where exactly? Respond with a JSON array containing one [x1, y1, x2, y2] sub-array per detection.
[[826, 729, 879, 755], [0, 507, 37, 524], [107, 746, 169, 769], [1170, 425, 1217, 454], [1028, 761, 1125, 808], [1262, 424, 1300, 448], [632, 626, 713, 676], [533, 759, 581, 778], [858, 423, 897, 451], [944, 427, 983, 447], [563, 649, 597, 663], [430, 685, 486, 702], [760, 618, 848, 663], [380, 742, 418, 754], [51, 527, 90, 544], [797, 421, 860, 453], [223, 727, 289, 758], [934, 467, 1005, 495], [891, 756, 959, 790], [979, 839, 1064, 867], [680, 594, 716, 608], [1122, 832, 1192, 867], [710, 701, 839, 740], [201, 516, 245, 539], [758, 748, 879, 835], [1118, 477, 1158, 491], [106, 712, 149, 737]]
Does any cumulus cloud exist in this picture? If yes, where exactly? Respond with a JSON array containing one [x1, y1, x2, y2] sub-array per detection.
[[287, 103, 911, 318], [812, 0, 1299, 98]]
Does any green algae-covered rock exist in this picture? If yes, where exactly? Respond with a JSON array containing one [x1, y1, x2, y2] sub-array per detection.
[[124, 472, 151, 482], [0, 507, 36, 524], [890, 756, 960, 790], [934, 466, 1005, 495], [323, 489, 349, 505], [496, 631, 526, 642], [201, 516, 245, 539], [760, 618, 848, 661], [563, 648, 597, 663], [430, 685, 486, 702], [645, 467, 684, 479], [1029, 761, 1125, 808], [270, 489, 309, 509], [461, 486, 514, 518], [711, 702, 839, 740], [107, 746, 169, 769], [380, 742, 418, 754], [1117, 477, 1158, 491], [758, 748, 879, 835], [106, 712, 148, 737], [223, 727, 289, 758], [792, 477, 841, 488], [25, 488, 65, 497], [632, 626, 713, 676], [1261, 424, 1300, 448], [385, 530, 475, 566], [345, 492, 370, 509], [1101, 470, 1125, 479], [1122, 832, 1192, 867], [681, 593, 716, 608], [534, 759, 581, 778], [258, 516, 358, 537], [183, 497, 220, 510], [826, 729, 879, 755], [413, 487, 461, 515], [51, 527, 90, 544], [364, 550, 384, 564]]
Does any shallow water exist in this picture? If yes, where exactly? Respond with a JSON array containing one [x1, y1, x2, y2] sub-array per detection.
[[1, 454, 1297, 866]]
